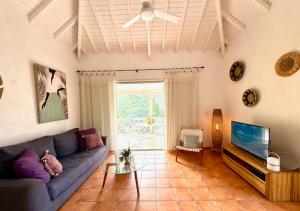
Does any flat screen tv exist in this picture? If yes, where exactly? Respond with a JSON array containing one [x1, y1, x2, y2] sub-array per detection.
[[231, 121, 270, 160]]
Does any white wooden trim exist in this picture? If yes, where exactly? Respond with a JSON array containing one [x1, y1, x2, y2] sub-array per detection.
[[82, 24, 98, 54], [77, 0, 82, 59], [222, 10, 246, 32], [175, 0, 188, 52], [54, 15, 78, 40], [189, 0, 208, 52], [126, 0, 136, 52], [215, 0, 225, 55], [161, 0, 169, 52], [203, 19, 217, 51], [88, 0, 111, 53], [107, 0, 124, 53], [251, 0, 271, 12], [27, 0, 54, 22]]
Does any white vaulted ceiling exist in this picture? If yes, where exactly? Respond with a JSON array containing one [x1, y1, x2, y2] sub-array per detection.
[[9, 0, 273, 59]]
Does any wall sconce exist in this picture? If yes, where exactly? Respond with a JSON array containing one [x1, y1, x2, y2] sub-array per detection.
[[0, 75, 3, 99], [211, 109, 223, 152]]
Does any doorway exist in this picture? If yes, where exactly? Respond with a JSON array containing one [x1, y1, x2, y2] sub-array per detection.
[[116, 82, 166, 150]]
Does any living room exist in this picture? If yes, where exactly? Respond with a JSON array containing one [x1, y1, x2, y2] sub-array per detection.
[[0, 0, 299, 210]]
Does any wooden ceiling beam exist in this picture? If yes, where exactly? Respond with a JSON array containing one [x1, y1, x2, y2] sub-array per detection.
[[215, 0, 225, 55], [88, 0, 111, 53], [217, 38, 228, 51], [222, 10, 246, 32], [107, 0, 124, 53], [251, 0, 271, 12], [77, 0, 83, 59], [27, 0, 54, 22], [203, 19, 217, 51], [175, 0, 188, 52], [72, 43, 78, 51], [189, 0, 208, 52], [161, 0, 169, 52], [72, 43, 86, 55], [126, 0, 136, 52], [146, 23, 151, 58], [82, 24, 98, 54], [54, 15, 78, 40]]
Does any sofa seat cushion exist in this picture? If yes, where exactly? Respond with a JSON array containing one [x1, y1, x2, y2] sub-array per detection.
[[46, 146, 107, 199]]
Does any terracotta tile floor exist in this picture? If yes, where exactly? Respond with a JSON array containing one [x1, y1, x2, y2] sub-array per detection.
[[59, 150, 300, 211]]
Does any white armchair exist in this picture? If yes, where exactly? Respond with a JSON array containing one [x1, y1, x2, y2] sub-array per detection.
[[175, 128, 204, 163]]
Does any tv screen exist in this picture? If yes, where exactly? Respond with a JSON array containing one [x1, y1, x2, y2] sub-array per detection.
[[231, 121, 270, 160]]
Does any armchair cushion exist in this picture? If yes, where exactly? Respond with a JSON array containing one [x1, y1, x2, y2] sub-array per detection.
[[183, 135, 199, 148]]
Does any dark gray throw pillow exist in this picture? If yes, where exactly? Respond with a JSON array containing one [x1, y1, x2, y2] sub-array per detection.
[[53, 128, 79, 158]]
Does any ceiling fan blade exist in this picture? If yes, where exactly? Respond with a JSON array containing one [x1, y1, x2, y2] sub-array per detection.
[[122, 15, 141, 28], [154, 10, 180, 23]]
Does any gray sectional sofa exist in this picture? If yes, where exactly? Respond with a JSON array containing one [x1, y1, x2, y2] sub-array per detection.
[[0, 128, 108, 211]]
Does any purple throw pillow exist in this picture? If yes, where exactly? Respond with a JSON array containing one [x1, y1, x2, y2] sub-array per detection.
[[84, 133, 104, 150], [13, 149, 50, 183], [77, 128, 97, 151]]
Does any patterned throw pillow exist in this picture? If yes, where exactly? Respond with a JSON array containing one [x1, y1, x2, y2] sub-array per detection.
[[13, 149, 50, 183], [41, 150, 63, 177], [183, 135, 199, 148], [84, 133, 104, 150]]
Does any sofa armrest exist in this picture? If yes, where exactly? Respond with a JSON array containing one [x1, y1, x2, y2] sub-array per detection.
[[101, 136, 107, 146], [0, 179, 52, 211]]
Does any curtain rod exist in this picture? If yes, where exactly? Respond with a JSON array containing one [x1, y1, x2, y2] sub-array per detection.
[[77, 66, 205, 74]]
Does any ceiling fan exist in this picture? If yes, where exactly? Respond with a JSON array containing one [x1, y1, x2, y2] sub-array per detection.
[[123, 0, 180, 28]]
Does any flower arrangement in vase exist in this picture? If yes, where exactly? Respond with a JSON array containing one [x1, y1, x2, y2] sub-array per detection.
[[120, 147, 131, 165]]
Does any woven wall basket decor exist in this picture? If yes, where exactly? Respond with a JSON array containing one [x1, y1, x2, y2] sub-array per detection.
[[242, 89, 257, 107], [230, 61, 245, 81], [0, 75, 3, 99], [275, 52, 300, 77]]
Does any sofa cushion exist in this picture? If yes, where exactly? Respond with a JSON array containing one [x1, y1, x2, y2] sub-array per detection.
[[85, 133, 104, 150], [53, 128, 79, 158], [46, 146, 107, 199], [41, 152, 63, 177], [0, 136, 56, 178], [77, 128, 97, 151], [13, 149, 50, 183]]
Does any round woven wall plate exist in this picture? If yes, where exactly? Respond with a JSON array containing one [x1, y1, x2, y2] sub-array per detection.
[[0, 76, 3, 99], [242, 89, 257, 107], [275, 52, 300, 77], [229, 61, 245, 81]]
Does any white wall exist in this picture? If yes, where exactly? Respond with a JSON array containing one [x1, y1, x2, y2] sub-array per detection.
[[221, 0, 300, 163], [78, 51, 224, 146], [0, 1, 80, 146]]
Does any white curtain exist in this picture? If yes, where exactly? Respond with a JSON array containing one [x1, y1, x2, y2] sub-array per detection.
[[165, 71, 200, 150], [79, 74, 117, 151]]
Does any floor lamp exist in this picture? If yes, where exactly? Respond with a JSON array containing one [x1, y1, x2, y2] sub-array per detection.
[[211, 109, 223, 152]]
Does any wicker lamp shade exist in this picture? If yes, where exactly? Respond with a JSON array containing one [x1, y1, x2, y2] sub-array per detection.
[[211, 109, 223, 152]]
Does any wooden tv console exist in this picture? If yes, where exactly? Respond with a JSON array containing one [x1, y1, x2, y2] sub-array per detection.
[[222, 143, 300, 201]]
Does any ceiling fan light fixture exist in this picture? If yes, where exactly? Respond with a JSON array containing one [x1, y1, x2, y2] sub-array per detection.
[[141, 7, 154, 22]]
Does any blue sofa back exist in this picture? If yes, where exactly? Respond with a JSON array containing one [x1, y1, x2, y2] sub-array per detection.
[[0, 128, 80, 178], [0, 136, 56, 178]]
